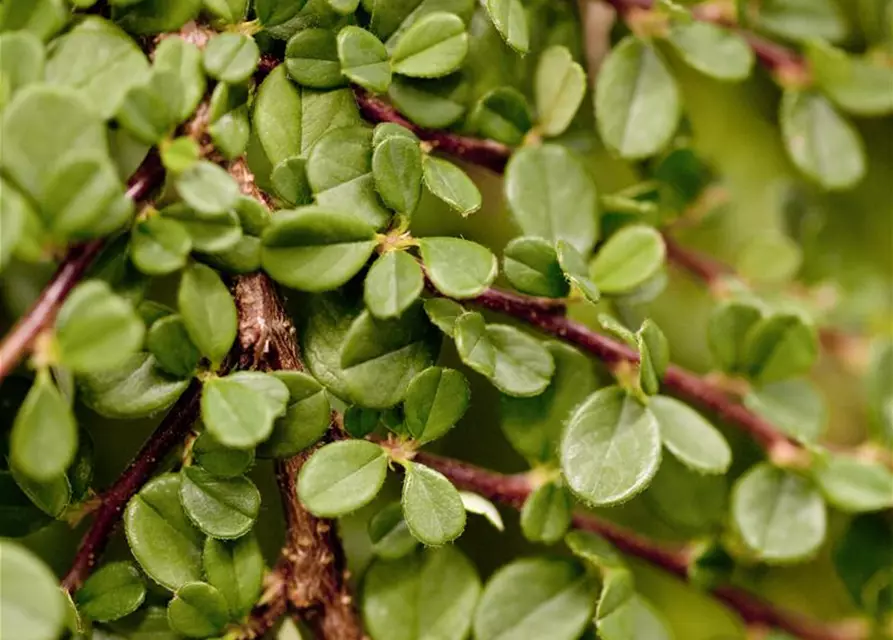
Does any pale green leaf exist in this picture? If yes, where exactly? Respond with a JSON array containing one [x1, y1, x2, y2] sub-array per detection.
[[649, 395, 731, 474], [535, 46, 585, 136], [401, 461, 466, 545], [420, 237, 497, 298]]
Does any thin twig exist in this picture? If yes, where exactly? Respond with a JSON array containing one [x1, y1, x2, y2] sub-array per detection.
[[0, 152, 164, 384], [414, 451, 866, 640]]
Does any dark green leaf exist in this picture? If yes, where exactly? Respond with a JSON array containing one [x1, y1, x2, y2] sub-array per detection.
[[422, 155, 481, 216], [590, 225, 665, 294], [743, 313, 818, 384], [484, 0, 529, 55], [0, 541, 66, 640], [146, 314, 201, 379], [364, 250, 424, 319], [257, 371, 331, 458], [75, 562, 146, 623], [503, 236, 569, 298], [372, 136, 423, 215], [271, 156, 312, 207], [368, 502, 418, 559], [130, 215, 192, 276], [162, 205, 242, 254], [344, 405, 382, 438], [124, 474, 204, 591], [401, 461, 465, 545], [389, 74, 468, 128], [834, 514, 893, 615], [256, 0, 308, 26], [650, 395, 731, 474], [337, 26, 391, 93], [10, 465, 70, 518], [179, 466, 260, 539], [114, 0, 203, 35], [420, 237, 497, 298], [404, 367, 469, 443], [535, 45, 585, 136], [203, 33, 259, 84], [167, 581, 229, 638], [0, 470, 53, 537], [708, 300, 764, 374], [556, 240, 601, 303], [666, 20, 754, 81], [391, 12, 468, 78], [298, 440, 388, 516], [471, 87, 532, 145], [285, 28, 343, 89], [812, 454, 893, 513], [203, 534, 264, 618], [561, 387, 661, 506], [520, 481, 573, 544], [505, 145, 598, 253], [178, 263, 237, 366], [193, 431, 254, 478], [644, 454, 726, 533], [202, 372, 290, 448]]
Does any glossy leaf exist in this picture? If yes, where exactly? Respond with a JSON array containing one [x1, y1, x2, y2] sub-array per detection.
[[364, 250, 425, 319], [667, 20, 754, 81], [298, 440, 388, 516], [455, 312, 496, 377], [9, 465, 70, 518], [256, 0, 307, 26], [535, 46, 585, 137], [75, 561, 146, 623], [285, 27, 343, 89], [389, 74, 468, 128], [338, 26, 391, 93], [201, 371, 290, 448], [401, 461, 466, 545], [485, 0, 529, 54], [146, 314, 201, 379], [192, 431, 254, 478], [521, 481, 573, 544], [422, 155, 482, 216], [203, 535, 264, 618], [649, 395, 731, 474], [179, 466, 260, 539], [372, 136, 423, 215], [812, 455, 893, 513], [420, 237, 497, 298], [257, 370, 332, 458], [0, 541, 66, 640], [590, 225, 665, 295], [561, 387, 661, 506], [503, 236, 569, 298], [167, 581, 229, 638], [178, 263, 238, 366], [373, 121, 420, 146], [404, 367, 470, 443], [391, 13, 468, 78]]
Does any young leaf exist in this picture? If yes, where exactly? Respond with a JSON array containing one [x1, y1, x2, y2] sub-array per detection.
[[561, 387, 661, 506], [419, 237, 497, 299], [422, 155, 482, 216], [535, 46, 585, 137], [362, 546, 481, 640], [298, 440, 388, 516], [203, 535, 264, 618], [649, 395, 731, 474], [732, 463, 827, 563], [812, 455, 893, 513], [503, 236, 570, 298], [805, 39, 893, 116], [401, 461, 466, 545], [146, 314, 201, 379], [780, 90, 866, 190], [178, 263, 238, 366], [75, 561, 146, 623], [203, 33, 259, 85], [179, 466, 260, 540], [595, 37, 681, 160], [0, 541, 66, 640], [485, 0, 529, 55], [285, 27, 343, 89], [201, 372, 290, 448], [520, 481, 573, 544], [192, 431, 254, 478], [637, 319, 668, 396], [666, 20, 754, 81], [556, 240, 601, 303], [337, 26, 391, 93], [474, 558, 597, 640], [130, 215, 192, 276], [364, 250, 425, 319], [460, 491, 505, 531], [404, 367, 470, 443], [372, 136, 423, 215], [391, 12, 468, 78], [708, 300, 764, 374], [124, 474, 204, 591], [167, 581, 229, 638], [424, 298, 465, 337], [598, 594, 673, 640], [471, 87, 532, 145], [10, 370, 77, 482], [257, 371, 332, 458], [505, 145, 598, 253], [743, 313, 818, 384], [590, 225, 666, 295], [368, 502, 418, 560]]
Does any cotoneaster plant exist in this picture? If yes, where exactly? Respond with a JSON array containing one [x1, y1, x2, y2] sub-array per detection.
[[0, 1, 891, 639]]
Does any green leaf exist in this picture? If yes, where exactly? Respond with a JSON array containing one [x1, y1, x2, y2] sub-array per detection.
[[485, 0, 529, 55], [391, 12, 468, 78], [178, 263, 237, 366], [644, 454, 726, 533], [503, 236, 569, 298], [735, 231, 802, 284], [0, 541, 66, 640], [389, 74, 468, 128], [0, 178, 33, 273], [745, 379, 826, 443], [595, 37, 681, 160], [114, 0, 203, 35], [202, 372, 290, 449], [561, 387, 661, 506], [812, 455, 893, 513], [455, 312, 496, 376], [780, 90, 865, 190], [298, 440, 388, 516], [404, 367, 470, 443], [520, 481, 573, 544], [424, 298, 465, 337], [261, 207, 377, 292], [167, 581, 229, 638], [193, 431, 254, 478], [369, 501, 418, 559], [209, 105, 250, 160], [666, 20, 754, 81], [75, 561, 146, 623], [179, 466, 260, 539], [754, 0, 848, 43], [501, 341, 597, 464], [362, 546, 481, 640], [344, 406, 382, 438], [124, 474, 204, 591], [337, 26, 392, 93], [474, 557, 597, 640], [256, 0, 308, 26], [0, 85, 107, 201], [233, 195, 271, 236], [471, 87, 532, 145], [257, 371, 332, 458], [0, 470, 52, 536], [867, 341, 893, 448], [161, 135, 199, 175], [590, 225, 665, 295], [203, 33, 259, 84], [306, 127, 394, 228], [203, 535, 264, 618], [153, 37, 206, 122], [505, 145, 599, 253], [373, 136, 423, 215], [598, 594, 673, 640], [116, 70, 183, 144], [460, 491, 505, 531], [487, 325, 556, 397], [401, 461, 466, 545], [0, 32, 44, 103], [162, 205, 242, 255], [373, 122, 420, 146], [535, 46, 585, 137], [77, 353, 190, 419], [743, 313, 818, 384], [805, 39, 893, 116], [556, 240, 601, 303], [176, 161, 240, 217], [146, 314, 201, 379], [834, 514, 893, 615], [130, 215, 192, 276], [10, 370, 77, 482], [0, 0, 67, 42], [364, 251, 424, 319], [285, 27, 343, 89], [55, 280, 145, 373], [203, 0, 248, 23], [708, 300, 764, 374], [9, 464, 71, 518], [420, 237, 497, 298], [421, 155, 482, 216], [637, 319, 668, 396], [649, 395, 731, 474], [731, 463, 827, 563]]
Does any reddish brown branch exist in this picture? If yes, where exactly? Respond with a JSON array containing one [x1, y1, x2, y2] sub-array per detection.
[[0, 152, 164, 383], [415, 451, 864, 640]]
